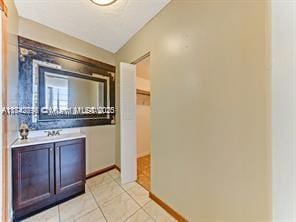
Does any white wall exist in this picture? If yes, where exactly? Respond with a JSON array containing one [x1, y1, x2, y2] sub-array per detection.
[[136, 77, 151, 157], [136, 77, 150, 92], [272, 1, 296, 221], [136, 105, 150, 157]]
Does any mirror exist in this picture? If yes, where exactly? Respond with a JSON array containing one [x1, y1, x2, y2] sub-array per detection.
[[18, 37, 116, 130], [44, 73, 105, 109], [38, 66, 112, 121]]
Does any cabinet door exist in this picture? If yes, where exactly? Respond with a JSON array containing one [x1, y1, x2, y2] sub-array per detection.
[[55, 138, 85, 194], [13, 143, 55, 210]]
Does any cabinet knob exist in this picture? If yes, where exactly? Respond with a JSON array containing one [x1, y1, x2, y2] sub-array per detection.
[[50, 148, 53, 152]]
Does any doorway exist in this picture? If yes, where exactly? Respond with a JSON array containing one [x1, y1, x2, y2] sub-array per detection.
[[135, 55, 151, 191]]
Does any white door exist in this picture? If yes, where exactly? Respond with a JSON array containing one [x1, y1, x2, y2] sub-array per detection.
[[120, 63, 137, 184]]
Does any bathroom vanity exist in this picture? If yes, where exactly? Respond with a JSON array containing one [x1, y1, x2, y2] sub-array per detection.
[[12, 36, 116, 221], [11, 133, 86, 221]]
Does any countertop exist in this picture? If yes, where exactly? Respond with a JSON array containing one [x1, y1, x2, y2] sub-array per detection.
[[11, 133, 86, 148]]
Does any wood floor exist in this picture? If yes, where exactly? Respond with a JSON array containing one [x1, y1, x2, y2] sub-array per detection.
[[137, 155, 151, 191]]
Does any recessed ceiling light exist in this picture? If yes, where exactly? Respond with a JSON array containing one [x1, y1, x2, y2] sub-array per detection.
[[90, 0, 117, 6]]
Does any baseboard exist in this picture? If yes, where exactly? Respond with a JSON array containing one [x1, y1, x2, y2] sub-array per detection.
[[115, 165, 121, 172], [149, 192, 188, 222], [86, 165, 117, 179]]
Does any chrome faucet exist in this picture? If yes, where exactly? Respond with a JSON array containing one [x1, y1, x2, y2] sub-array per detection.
[[45, 129, 62, 137]]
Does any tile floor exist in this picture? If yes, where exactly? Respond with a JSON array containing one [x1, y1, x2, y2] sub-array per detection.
[[137, 155, 151, 191], [23, 169, 176, 222]]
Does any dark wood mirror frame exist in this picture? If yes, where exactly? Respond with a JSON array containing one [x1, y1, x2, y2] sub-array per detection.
[[18, 36, 116, 130]]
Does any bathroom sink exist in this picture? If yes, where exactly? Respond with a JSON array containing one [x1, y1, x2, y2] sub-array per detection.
[[11, 132, 86, 148]]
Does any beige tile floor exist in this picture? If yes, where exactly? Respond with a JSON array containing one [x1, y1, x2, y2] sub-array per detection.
[[22, 169, 177, 222]]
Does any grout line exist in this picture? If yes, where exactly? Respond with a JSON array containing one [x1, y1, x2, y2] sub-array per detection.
[[136, 179, 150, 192], [86, 174, 113, 190], [58, 205, 61, 222], [87, 183, 110, 222], [87, 169, 156, 222], [123, 206, 156, 222], [73, 207, 99, 222], [89, 177, 126, 206], [117, 178, 150, 208], [122, 185, 142, 208], [60, 190, 103, 222], [109, 172, 156, 222], [107, 172, 145, 218], [86, 174, 127, 206], [122, 208, 142, 222], [141, 200, 157, 221], [141, 199, 178, 221]]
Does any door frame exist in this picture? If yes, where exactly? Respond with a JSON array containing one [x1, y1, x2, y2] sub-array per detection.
[[131, 52, 150, 65], [0, 3, 8, 221], [119, 52, 151, 185]]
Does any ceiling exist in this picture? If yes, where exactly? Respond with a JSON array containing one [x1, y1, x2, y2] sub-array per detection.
[[15, 0, 171, 53], [136, 56, 150, 80]]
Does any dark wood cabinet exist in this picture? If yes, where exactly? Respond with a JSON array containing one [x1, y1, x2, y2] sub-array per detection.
[[55, 139, 85, 195], [12, 143, 55, 211], [12, 138, 86, 221]]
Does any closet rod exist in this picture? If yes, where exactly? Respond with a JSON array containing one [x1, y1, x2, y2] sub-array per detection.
[[137, 89, 150, 96]]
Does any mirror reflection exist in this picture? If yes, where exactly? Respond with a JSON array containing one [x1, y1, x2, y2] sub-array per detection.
[[38, 66, 110, 121], [44, 73, 105, 110]]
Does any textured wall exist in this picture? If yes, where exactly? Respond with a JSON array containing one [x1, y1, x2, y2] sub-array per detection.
[[116, 1, 271, 221]]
